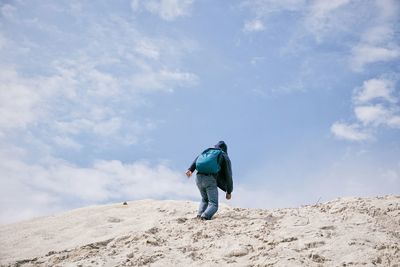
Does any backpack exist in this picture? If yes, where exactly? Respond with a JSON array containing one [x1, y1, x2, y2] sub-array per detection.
[[195, 148, 223, 174]]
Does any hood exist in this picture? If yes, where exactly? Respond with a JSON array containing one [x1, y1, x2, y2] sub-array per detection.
[[215, 141, 228, 153]]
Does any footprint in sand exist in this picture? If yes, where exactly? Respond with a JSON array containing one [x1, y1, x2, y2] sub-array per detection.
[[107, 217, 122, 223], [320, 225, 335, 230], [309, 253, 326, 263], [145, 227, 160, 234], [304, 241, 326, 249], [227, 247, 249, 257], [176, 217, 188, 224]]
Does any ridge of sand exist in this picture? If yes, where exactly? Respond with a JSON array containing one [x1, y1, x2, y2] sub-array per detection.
[[1, 196, 399, 267]]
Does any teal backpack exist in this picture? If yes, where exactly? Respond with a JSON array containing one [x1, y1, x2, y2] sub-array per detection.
[[195, 148, 223, 174]]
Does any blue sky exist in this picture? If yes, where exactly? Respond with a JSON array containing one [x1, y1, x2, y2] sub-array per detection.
[[0, 0, 399, 224]]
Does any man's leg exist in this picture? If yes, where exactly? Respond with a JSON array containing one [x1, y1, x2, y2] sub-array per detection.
[[201, 176, 218, 219], [195, 174, 208, 216]]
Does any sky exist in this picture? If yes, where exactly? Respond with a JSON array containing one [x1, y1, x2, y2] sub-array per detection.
[[0, 0, 399, 224]]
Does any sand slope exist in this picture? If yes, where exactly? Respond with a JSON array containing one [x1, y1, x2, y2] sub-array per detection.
[[1, 196, 399, 267]]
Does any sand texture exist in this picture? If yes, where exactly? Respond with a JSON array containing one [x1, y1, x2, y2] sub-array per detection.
[[1, 195, 399, 267]]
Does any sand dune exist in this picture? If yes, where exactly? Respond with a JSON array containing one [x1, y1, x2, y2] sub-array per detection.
[[1, 195, 399, 266]]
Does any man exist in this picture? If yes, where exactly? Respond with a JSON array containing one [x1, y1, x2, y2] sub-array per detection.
[[186, 141, 233, 220]]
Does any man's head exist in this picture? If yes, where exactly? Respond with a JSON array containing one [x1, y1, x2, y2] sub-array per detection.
[[215, 141, 228, 153]]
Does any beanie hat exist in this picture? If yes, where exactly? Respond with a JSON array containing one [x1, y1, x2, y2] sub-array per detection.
[[215, 141, 228, 153]]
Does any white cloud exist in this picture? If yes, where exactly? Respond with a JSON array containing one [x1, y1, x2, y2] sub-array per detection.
[[308, 0, 350, 27], [332, 76, 400, 141], [361, 25, 394, 46], [243, 19, 265, 33], [0, 15, 200, 168], [331, 122, 370, 141], [350, 44, 400, 72], [349, 0, 400, 71], [131, 0, 140, 11], [381, 169, 400, 183], [52, 117, 155, 146], [54, 119, 92, 136], [0, 68, 45, 131], [241, 0, 399, 66], [0, 3, 16, 19], [135, 40, 161, 60], [132, 0, 194, 21], [352, 78, 400, 129], [250, 56, 266, 65], [309, 0, 350, 17], [53, 136, 82, 150], [241, 0, 306, 15], [375, 0, 400, 21], [310, 158, 400, 201], [92, 117, 122, 136], [0, 64, 119, 138], [236, 150, 400, 209], [86, 69, 120, 97], [354, 105, 390, 126], [0, 1, 202, 225], [304, 0, 351, 41], [387, 116, 400, 128], [0, 46, 197, 144], [353, 78, 395, 104], [0, 33, 7, 50], [328, 1, 400, 141], [0, 156, 197, 224], [131, 69, 198, 92]]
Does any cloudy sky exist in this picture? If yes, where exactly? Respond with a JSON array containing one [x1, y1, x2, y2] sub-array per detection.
[[1, 0, 399, 224]]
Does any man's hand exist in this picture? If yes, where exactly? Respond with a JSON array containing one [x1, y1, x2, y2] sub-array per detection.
[[226, 193, 232, 200], [185, 170, 192, 178]]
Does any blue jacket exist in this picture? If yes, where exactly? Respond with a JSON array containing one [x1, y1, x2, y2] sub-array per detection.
[[188, 143, 233, 194]]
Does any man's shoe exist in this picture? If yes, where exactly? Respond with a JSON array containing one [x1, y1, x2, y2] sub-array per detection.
[[200, 216, 210, 221]]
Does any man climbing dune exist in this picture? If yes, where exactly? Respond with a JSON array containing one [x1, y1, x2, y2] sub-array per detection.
[[186, 141, 233, 220]]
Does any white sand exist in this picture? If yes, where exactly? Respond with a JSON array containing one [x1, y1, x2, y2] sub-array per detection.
[[1, 196, 399, 267]]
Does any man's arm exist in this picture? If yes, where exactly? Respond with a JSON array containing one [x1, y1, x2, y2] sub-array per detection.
[[189, 157, 197, 172], [186, 157, 198, 177], [222, 154, 233, 195]]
